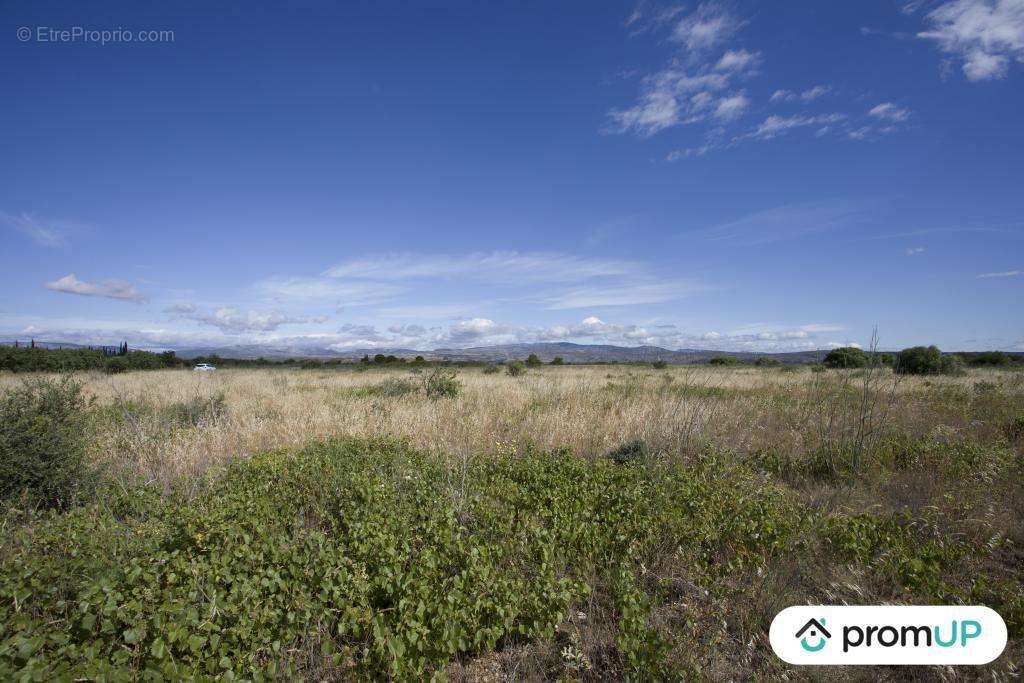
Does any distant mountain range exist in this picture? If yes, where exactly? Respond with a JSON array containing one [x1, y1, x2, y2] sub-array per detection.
[[3, 339, 829, 363], [166, 341, 830, 364]]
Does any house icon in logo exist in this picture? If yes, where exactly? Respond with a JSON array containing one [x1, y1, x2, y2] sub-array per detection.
[[795, 618, 831, 652]]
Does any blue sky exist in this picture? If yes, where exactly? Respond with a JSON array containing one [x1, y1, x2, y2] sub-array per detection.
[[2, 0, 1022, 352]]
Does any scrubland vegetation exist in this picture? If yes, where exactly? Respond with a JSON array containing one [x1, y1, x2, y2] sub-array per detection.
[[1, 360, 1022, 679]]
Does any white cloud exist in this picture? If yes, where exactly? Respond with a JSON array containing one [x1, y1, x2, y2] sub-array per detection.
[[325, 251, 638, 283], [906, 247, 926, 255], [697, 200, 866, 245], [768, 85, 830, 103], [166, 304, 319, 333], [257, 276, 402, 303], [542, 281, 704, 309], [670, 2, 740, 51], [44, 274, 146, 302], [918, 0, 1024, 80], [800, 85, 831, 101], [869, 102, 912, 121], [2, 212, 70, 248], [715, 49, 760, 71], [714, 92, 749, 120], [749, 113, 846, 139], [379, 303, 478, 319], [976, 269, 1020, 277], [608, 4, 756, 137]]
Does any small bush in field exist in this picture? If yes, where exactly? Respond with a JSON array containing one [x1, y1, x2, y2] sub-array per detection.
[[166, 392, 228, 428], [606, 439, 650, 465], [823, 346, 868, 368], [1004, 415, 1024, 441], [423, 368, 461, 398], [755, 356, 780, 367], [895, 345, 944, 375], [709, 355, 740, 366], [526, 353, 542, 367], [550, 356, 565, 365], [376, 378, 417, 397], [482, 363, 500, 374], [104, 357, 129, 374], [651, 360, 668, 369], [506, 361, 526, 377], [0, 377, 92, 508]]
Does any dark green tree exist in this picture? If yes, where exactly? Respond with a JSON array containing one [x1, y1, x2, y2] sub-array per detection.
[[823, 346, 868, 369]]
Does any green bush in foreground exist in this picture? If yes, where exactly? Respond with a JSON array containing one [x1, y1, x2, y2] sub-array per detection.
[[0, 377, 93, 509], [0, 438, 809, 679]]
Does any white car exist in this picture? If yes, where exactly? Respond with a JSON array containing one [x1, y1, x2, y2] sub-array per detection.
[[193, 363, 216, 372]]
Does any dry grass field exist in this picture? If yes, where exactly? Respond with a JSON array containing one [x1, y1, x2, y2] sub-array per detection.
[[2, 363, 1023, 679]]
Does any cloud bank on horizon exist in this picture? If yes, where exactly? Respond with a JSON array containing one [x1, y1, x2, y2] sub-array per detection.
[[1, 1, 1022, 353]]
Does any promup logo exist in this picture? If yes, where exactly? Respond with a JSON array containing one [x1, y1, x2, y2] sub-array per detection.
[[770, 606, 1006, 665], [795, 618, 830, 652]]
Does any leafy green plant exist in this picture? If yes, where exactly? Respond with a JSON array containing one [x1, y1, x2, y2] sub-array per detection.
[[895, 345, 944, 375], [481, 363, 500, 374], [823, 346, 868, 368], [651, 360, 668, 369], [423, 368, 462, 398], [166, 392, 228, 427], [526, 353, 542, 367], [606, 439, 650, 465], [506, 361, 526, 377], [0, 377, 93, 509]]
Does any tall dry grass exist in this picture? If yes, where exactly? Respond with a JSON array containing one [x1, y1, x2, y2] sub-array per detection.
[[2, 363, 1018, 489]]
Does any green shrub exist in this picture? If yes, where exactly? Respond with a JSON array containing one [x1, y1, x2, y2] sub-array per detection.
[[550, 356, 565, 365], [481, 363, 500, 374], [0, 377, 92, 509], [104, 357, 129, 374], [525, 353, 542, 367], [651, 360, 668, 369], [970, 351, 1010, 367], [166, 393, 229, 427], [940, 353, 966, 376], [1004, 415, 1024, 442], [506, 361, 526, 377], [423, 368, 461, 398], [895, 345, 948, 375], [0, 438, 803, 679], [754, 356, 780, 367], [377, 378, 418, 398], [709, 355, 740, 366], [823, 346, 868, 368], [606, 439, 650, 465]]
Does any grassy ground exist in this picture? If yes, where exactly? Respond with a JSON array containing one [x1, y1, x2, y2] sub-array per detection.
[[1, 364, 1022, 679]]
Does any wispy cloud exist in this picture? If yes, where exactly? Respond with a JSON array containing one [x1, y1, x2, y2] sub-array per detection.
[[257, 277, 402, 304], [325, 252, 639, 283], [976, 270, 1020, 278], [695, 199, 868, 245], [749, 113, 847, 139], [2, 212, 71, 248], [906, 246, 927, 255], [669, 2, 740, 51], [44, 274, 146, 302], [917, 0, 1024, 80], [869, 102, 912, 122], [608, 3, 755, 137], [542, 280, 705, 309], [167, 303, 325, 333], [768, 85, 831, 103]]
